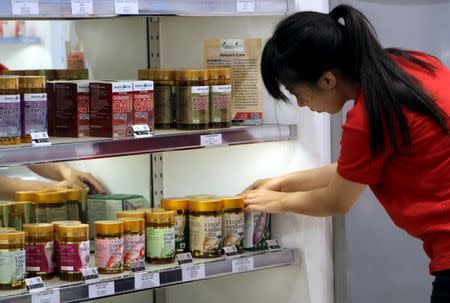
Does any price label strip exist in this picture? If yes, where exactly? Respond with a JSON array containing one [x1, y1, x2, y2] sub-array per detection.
[[131, 260, 146, 273], [26, 277, 45, 293], [132, 124, 153, 138], [71, 0, 93, 15], [223, 245, 239, 258], [266, 239, 282, 251], [135, 272, 160, 290], [232, 257, 254, 273], [31, 132, 51, 147], [115, 0, 139, 15], [88, 281, 115, 299], [176, 252, 194, 266], [236, 0, 255, 13], [181, 263, 206, 282], [31, 288, 60, 303], [200, 134, 223, 147], [82, 268, 100, 284], [11, 0, 39, 15]]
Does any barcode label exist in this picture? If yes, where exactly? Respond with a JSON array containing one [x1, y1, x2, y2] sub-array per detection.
[[132, 124, 153, 138], [31, 132, 51, 147], [26, 277, 45, 293], [82, 268, 100, 284], [131, 260, 146, 273], [223, 245, 239, 258], [176, 252, 194, 266], [266, 239, 282, 251]]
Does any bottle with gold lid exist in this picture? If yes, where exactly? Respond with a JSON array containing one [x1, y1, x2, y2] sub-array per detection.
[[186, 194, 217, 200], [189, 198, 223, 258], [0, 202, 10, 228], [208, 68, 232, 128], [9, 201, 32, 230], [23, 223, 54, 279], [94, 220, 124, 274], [145, 209, 175, 264], [56, 69, 89, 81], [0, 76, 21, 145], [0, 231, 26, 289], [64, 189, 82, 221], [16, 190, 37, 225], [116, 210, 146, 219], [221, 196, 244, 253], [24, 70, 57, 81], [35, 191, 67, 223], [52, 220, 81, 275], [58, 223, 89, 281], [117, 218, 145, 270], [161, 198, 189, 254], [175, 70, 209, 130], [139, 69, 176, 129]]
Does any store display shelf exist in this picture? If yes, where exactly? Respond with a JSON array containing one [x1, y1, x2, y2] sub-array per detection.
[[0, 37, 41, 44], [0, 124, 297, 167], [0, 248, 298, 303]]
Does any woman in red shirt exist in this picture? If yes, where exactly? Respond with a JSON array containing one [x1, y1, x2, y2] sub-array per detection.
[[242, 5, 450, 302]]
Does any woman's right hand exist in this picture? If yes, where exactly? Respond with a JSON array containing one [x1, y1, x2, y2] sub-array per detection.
[[242, 176, 284, 193]]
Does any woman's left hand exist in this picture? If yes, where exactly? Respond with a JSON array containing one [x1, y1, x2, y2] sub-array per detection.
[[59, 165, 107, 194], [241, 189, 288, 214]]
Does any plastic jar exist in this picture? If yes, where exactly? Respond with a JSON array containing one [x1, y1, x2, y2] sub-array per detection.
[[244, 212, 271, 251], [118, 218, 145, 270], [35, 191, 67, 223], [161, 198, 189, 254], [16, 191, 37, 224], [9, 202, 32, 230], [189, 198, 223, 258], [175, 70, 209, 130], [139, 69, 176, 129], [65, 189, 82, 221], [58, 224, 89, 281], [145, 209, 175, 264], [208, 68, 232, 128], [94, 221, 124, 274], [52, 220, 81, 275], [0, 203, 10, 228], [116, 210, 146, 219], [0, 231, 26, 289], [221, 197, 245, 253], [23, 223, 54, 279], [0, 76, 21, 145]]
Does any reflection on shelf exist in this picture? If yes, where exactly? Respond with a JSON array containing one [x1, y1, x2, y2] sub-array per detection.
[[0, 37, 41, 44]]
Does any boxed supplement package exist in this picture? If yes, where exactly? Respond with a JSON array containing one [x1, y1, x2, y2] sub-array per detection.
[[132, 81, 155, 132], [46, 81, 56, 136]]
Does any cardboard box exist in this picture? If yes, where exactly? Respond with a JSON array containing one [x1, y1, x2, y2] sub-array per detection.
[[132, 80, 154, 131]]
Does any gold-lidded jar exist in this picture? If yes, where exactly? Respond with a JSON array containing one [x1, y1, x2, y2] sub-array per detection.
[[0, 76, 21, 145], [52, 220, 82, 275], [35, 191, 67, 223], [0, 202, 11, 228], [23, 223, 54, 279], [56, 69, 89, 81], [145, 209, 175, 264], [116, 210, 146, 219], [189, 198, 223, 258], [8, 201, 32, 230], [0, 231, 26, 289], [221, 196, 245, 253], [65, 189, 82, 221], [185, 194, 217, 200], [161, 197, 189, 254], [94, 220, 124, 274], [139, 69, 176, 129], [175, 69, 209, 130], [117, 218, 145, 270], [58, 223, 89, 281], [208, 68, 232, 128]]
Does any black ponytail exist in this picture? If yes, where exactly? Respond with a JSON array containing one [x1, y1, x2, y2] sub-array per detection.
[[262, 4, 449, 156]]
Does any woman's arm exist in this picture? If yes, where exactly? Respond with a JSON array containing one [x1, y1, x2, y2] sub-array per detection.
[[0, 177, 51, 200]]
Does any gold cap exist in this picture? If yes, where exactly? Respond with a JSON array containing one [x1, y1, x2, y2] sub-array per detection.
[[0, 76, 19, 90], [23, 223, 53, 237], [0, 227, 17, 233], [56, 69, 88, 80], [189, 198, 223, 212], [186, 194, 217, 200], [58, 224, 89, 238], [65, 189, 82, 201], [221, 196, 244, 209], [35, 191, 66, 203], [137, 208, 164, 214], [94, 220, 123, 235], [145, 209, 175, 224], [175, 70, 208, 81], [161, 198, 189, 211], [52, 220, 82, 233], [19, 76, 46, 89], [138, 69, 175, 81], [23, 69, 57, 81], [0, 231, 25, 244], [117, 218, 145, 233], [15, 191, 37, 202], [208, 68, 232, 80], [116, 210, 146, 219], [2, 70, 26, 76]]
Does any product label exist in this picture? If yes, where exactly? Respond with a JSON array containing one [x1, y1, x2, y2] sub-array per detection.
[[94, 238, 124, 270], [154, 86, 173, 125], [36, 205, 66, 223], [223, 212, 244, 249], [133, 91, 154, 127], [189, 215, 222, 254], [146, 227, 175, 259], [11, 0, 39, 15], [71, 0, 94, 15], [77, 92, 90, 137], [66, 203, 81, 221], [26, 241, 54, 273], [23, 93, 47, 135], [134, 81, 154, 91], [0, 250, 25, 284], [115, 0, 139, 15], [244, 212, 270, 249], [211, 85, 232, 123], [176, 86, 209, 125], [112, 93, 133, 138], [123, 235, 145, 266], [59, 241, 90, 272], [0, 94, 21, 137], [174, 214, 188, 253]]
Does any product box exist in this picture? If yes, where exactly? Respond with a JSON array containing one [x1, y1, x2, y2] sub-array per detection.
[[46, 81, 56, 136], [55, 81, 90, 137], [89, 81, 133, 138], [132, 80, 154, 132]]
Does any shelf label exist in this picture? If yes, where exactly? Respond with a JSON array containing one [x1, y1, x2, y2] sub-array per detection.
[[31, 289, 60, 303], [232, 257, 254, 273], [132, 124, 153, 138], [82, 268, 100, 284], [176, 252, 194, 266], [88, 281, 115, 299], [11, 0, 39, 15], [71, 0, 93, 15], [31, 132, 51, 147], [181, 263, 206, 282], [135, 272, 160, 290], [223, 245, 239, 258], [266, 239, 282, 251], [200, 134, 223, 146], [26, 277, 45, 293], [236, 0, 255, 13], [131, 260, 146, 273], [115, 0, 139, 15]]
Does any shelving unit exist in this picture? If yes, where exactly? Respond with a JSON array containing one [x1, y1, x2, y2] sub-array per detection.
[[0, 36, 41, 44]]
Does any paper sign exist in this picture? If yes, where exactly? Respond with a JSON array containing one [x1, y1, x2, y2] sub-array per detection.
[[176, 252, 194, 266], [232, 257, 254, 273], [132, 124, 152, 138], [266, 239, 282, 251], [31, 289, 60, 303], [88, 282, 114, 299], [71, 0, 93, 15], [11, 0, 39, 15], [181, 264, 206, 282], [135, 272, 160, 290], [200, 134, 223, 146], [115, 0, 139, 15], [236, 0, 255, 13], [223, 245, 239, 258]]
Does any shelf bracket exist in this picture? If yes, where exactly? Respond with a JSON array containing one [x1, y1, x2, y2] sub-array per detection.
[[147, 17, 161, 69]]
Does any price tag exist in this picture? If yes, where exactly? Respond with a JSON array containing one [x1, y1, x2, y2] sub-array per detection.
[[132, 124, 152, 138], [135, 272, 160, 290], [26, 277, 45, 293], [266, 239, 282, 251], [115, 0, 139, 15], [236, 0, 255, 13], [131, 260, 146, 273], [31, 288, 60, 303], [71, 0, 93, 15], [11, 0, 39, 15], [181, 263, 206, 282], [31, 132, 51, 147], [232, 257, 254, 273], [176, 252, 194, 266], [223, 245, 239, 258], [82, 268, 100, 284], [88, 281, 114, 299], [200, 134, 223, 146]]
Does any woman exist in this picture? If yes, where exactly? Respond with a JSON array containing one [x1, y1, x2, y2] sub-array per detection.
[[242, 5, 449, 302]]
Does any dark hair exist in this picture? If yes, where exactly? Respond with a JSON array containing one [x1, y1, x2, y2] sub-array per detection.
[[262, 4, 449, 156]]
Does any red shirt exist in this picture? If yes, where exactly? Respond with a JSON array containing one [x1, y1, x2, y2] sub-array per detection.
[[337, 53, 450, 273]]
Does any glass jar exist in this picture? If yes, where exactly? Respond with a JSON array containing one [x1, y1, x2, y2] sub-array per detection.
[[208, 68, 232, 128], [18, 76, 47, 143], [161, 198, 189, 254], [145, 209, 175, 264], [35, 191, 67, 223], [65, 189, 82, 221], [23, 223, 54, 279], [175, 70, 209, 130], [117, 218, 145, 270], [0, 76, 21, 145], [94, 220, 124, 274], [139, 69, 176, 129], [0, 203, 10, 228], [221, 196, 245, 253], [116, 210, 146, 219], [16, 191, 37, 224], [58, 224, 89, 281], [9, 202, 32, 230], [0, 231, 26, 289], [189, 198, 223, 258], [52, 220, 81, 275]]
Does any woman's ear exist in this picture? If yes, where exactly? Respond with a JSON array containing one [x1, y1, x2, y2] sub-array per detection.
[[317, 71, 337, 91]]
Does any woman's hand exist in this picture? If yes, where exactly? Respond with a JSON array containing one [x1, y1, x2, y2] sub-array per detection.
[[242, 189, 288, 214], [59, 165, 107, 194], [242, 176, 284, 193]]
